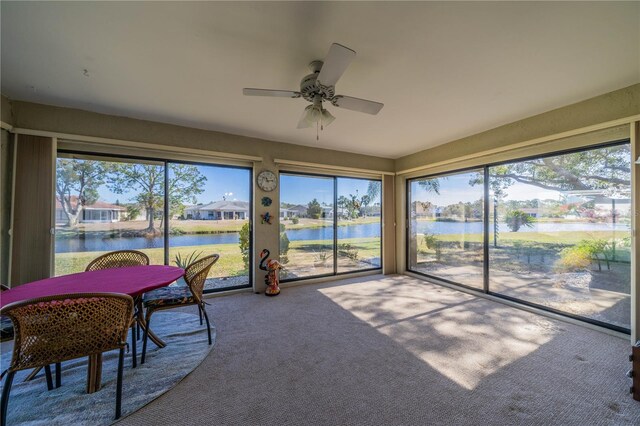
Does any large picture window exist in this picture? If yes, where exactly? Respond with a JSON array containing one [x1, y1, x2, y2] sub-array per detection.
[[408, 170, 484, 289], [407, 141, 632, 332], [54, 152, 252, 293], [280, 173, 382, 280]]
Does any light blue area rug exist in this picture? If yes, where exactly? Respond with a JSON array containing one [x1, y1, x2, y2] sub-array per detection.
[[0, 312, 215, 425]]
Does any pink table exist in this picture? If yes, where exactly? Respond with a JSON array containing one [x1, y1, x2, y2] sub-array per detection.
[[1, 265, 184, 392], [0, 265, 184, 308]]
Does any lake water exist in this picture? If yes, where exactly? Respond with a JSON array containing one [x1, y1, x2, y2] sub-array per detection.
[[55, 222, 382, 253], [54, 221, 629, 254]]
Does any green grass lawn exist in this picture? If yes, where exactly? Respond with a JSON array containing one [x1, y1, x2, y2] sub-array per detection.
[[55, 243, 248, 278], [55, 237, 382, 277]]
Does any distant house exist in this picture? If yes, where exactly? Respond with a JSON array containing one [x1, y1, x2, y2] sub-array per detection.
[[184, 200, 249, 220], [55, 196, 126, 223], [281, 205, 307, 218], [280, 208, 296, 219], [519, 208, 539, 218]]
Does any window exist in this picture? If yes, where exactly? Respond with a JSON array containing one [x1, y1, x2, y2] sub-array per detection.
[[488, 144, 631, 330], [55, 154, 165, 276], [337, 178, 382, 273], [280, 172, 382, 281], [408, 170, 484, 289], [54, 152, 252, 293], [407, 141, 632, 332], [167, 163, 251, 291]]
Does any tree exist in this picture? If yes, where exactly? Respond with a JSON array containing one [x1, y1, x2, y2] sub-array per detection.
[[418, 178, 441, 194], [55, 159, 106, 227], [107, 163, 205, 232], [366, 181, 381, 202], [307, 198, 322, 219], [360, 194, 371, 217], [505, 210, 535, 232], [470, 145, 631, 195]]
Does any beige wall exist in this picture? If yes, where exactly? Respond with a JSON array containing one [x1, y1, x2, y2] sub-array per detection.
[[1, 95, 13, 126]]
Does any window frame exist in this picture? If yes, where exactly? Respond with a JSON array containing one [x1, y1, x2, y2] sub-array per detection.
[[279, 170, 383, 283], [55, 149, 254, 294], [406, 138, 632, 334]]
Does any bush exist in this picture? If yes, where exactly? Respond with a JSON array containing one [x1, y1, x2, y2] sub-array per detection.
[[422, 233, 438, 250], [292, 217, 299, 224], [338, 243, 359, 262], [239, 222, 250, 269], [505, 210, 535, 232], [555, 238, 609, 272], [555, 245, 592, 272], [279, 223, 290, 264]]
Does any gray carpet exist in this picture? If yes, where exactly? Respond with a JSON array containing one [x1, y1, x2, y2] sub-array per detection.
[[0, 312, 215, 425], [114, 275, 637, 425]]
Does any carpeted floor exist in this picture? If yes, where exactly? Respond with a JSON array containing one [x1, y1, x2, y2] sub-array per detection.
[[117, 274, 639, 426]]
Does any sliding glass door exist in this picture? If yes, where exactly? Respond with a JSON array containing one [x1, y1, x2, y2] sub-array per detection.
[[55, 153, 166, 276], [488, 144, 632, 330], [407, 141, 632, 332], [280, 172, 382, 281], [54, 152, 252, 292], [408, 170, 484, 289], [337, 178, 382, 273], [167, 163, 251, 291]]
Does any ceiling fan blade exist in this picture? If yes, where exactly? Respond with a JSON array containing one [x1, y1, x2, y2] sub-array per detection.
[[243, 88, 300, 98], [331, 95, 384, 115], [316, 43, 356, 87]]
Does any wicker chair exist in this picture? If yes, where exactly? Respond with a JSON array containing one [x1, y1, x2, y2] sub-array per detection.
[[141, 254, 219, 364], [86, 250, 149, 368], [0, 293, 134, 423], [1, 285, 13, 341], [85, 250, 150, 272]]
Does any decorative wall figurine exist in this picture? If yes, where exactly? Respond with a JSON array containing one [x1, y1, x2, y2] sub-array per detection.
[[261, 196, 272, 207], [260, 212, 273, 224], [259, 249, 283, 296]]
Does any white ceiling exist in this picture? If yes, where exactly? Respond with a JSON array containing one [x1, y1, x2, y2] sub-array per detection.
[[1, 2, 638, 159]]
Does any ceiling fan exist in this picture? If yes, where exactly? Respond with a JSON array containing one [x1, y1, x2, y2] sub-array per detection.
[[243, 43, 383, 139]]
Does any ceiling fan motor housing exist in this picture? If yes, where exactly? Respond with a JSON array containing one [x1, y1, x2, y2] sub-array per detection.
[[300, 61, 335, 102]]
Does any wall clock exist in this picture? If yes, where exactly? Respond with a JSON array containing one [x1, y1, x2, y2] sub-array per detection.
[[257, 170, 277, 192]]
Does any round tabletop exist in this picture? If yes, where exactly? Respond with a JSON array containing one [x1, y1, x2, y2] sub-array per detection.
[[0, 265, 185, 309]]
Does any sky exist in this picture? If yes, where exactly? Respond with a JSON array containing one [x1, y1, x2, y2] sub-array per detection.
[[280, 174, 381, 206], [94, 163, 251, 204], [410, 172, 561, 206], [67, 159, 379, 207]]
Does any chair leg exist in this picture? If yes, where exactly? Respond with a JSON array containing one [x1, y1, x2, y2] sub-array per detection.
[[201, 304, 212, 345], [55, 363, 61, 388], [44, 365, 54, 391], [1, 371, 15, 426], [23, 366, 42, 382], [115, 348, 124, 420], [199, 307, 203, 325], [131, 324, 137, 368], [141, 310, 153, 365]]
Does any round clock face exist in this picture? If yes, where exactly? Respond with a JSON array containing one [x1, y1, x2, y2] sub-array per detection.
[[257, 170, 277, 192]]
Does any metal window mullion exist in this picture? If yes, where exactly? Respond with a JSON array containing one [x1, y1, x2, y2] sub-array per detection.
[[483, 167, 490, 293], [164, 161, 169, 266], [333, 177, 338, 275]]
